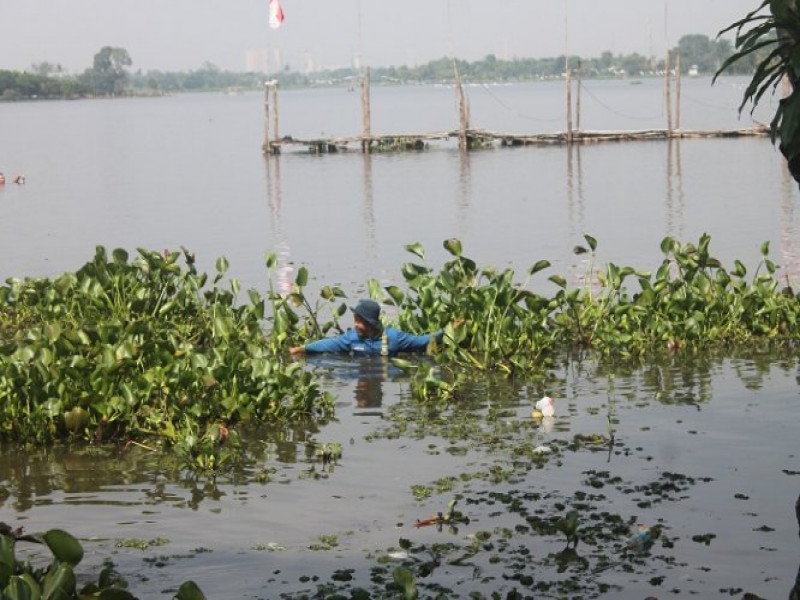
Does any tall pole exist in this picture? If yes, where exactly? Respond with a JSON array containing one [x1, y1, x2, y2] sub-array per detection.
[[664, 0, 672, 133], [565, 0, 573, 143], [665, 51, 672, 133], [675, 53, 682, 131], [272, 82, 280, 143], [361, 67, 372, 153], [263, 82, 271, 154], [576, 60, 582, 133]]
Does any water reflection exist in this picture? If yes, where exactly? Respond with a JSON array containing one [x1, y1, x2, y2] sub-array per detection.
[[305, 355, 403, 413], [362, 153, 376, 260], [456, 150, 472, 227], [264, 155, 293, 294], [566, 143, 585, 240], [665, 139, 685, 240]]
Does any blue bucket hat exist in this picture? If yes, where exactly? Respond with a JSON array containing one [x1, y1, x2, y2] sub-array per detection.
[[351, 299, 381, 328]]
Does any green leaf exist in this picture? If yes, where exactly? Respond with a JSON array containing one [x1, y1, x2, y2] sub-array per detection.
[[548, 275, 567, 289], [760, 240, 770, 256], [174, 580, 207, 600], [528, 260, 551, 276], [392, 567, 418, 600], [4, 575, 35, 600], [295, 266, 308, 288], [265, 251, 277, 269], [42, 563, 76, 598], [583, 234, 597, 252], [385, 285, 405, 305], [443, 238, 462, 257], [42, 529, 83, 566], [215, 256, 229, 275], [404, 242, 425, 260]]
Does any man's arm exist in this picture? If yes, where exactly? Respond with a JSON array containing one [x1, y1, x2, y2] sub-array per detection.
[[292, 331, 355, 355]]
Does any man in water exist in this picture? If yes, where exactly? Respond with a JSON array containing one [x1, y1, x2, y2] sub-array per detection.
[[289, 299, 441, 357]]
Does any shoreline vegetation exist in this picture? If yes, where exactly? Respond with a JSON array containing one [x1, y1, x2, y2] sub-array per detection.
[[0, 33, 760, 101]]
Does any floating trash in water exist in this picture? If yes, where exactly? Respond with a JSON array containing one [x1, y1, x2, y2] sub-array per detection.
[[534, 395, 555, 418], [533, 445, 552, 454], [626, 524, 652, 548]]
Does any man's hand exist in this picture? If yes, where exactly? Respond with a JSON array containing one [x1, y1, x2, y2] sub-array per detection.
[[289, 345, 305, 355]]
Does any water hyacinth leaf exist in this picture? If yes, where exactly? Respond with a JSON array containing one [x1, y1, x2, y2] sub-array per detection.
[[391, 358, 418, 371], [295, 266, 308, 288], [0, 534, 17, 573], [41, 529, 83, 566], [4, 575, 34, 600], [367, 278, 382, 300], [265, 251, 277, 269], [247, 289, 262, 306], [385, 285, 405, 305], [583, 233, 597, 252], [528, 259, 551, 276], [733, 260, 747, 278], [548, 274, 567, 289], [63, 407, 89, 433], [215, 256, 229, 275], [175, 580, 207, 600], [392, 567, 418, 600], [43, 323, 61, 343], [660, 236, 676, 255], [443, 238, 462, 257], [41, 563, 76, 599], [319, 286, 334, 301], [111, 248, 129, 264], [404, 242, 425, 260], [573, 245, 588, 255]]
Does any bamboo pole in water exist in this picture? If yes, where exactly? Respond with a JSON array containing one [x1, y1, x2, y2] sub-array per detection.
[[675, 53, 682, 131], [263, 82, 271, 154], [566, 61, 573, 144], [272, 82, 280, 143], [454, 61, 468, 150], [665, 51, 673, 133], [576, 60, 582, 133], [361, 67, 372, 153]]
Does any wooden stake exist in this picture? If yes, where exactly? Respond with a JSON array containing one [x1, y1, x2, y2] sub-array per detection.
[[361, 67, 372, 153], [272, 82, 280, 143], [566, 59, 573, 143], [576, 60, 582, 133], [263, 82, 271, 154], [675, 53, 682, 131], [665, 50, 673, 133], [454, 61, 468, 150]]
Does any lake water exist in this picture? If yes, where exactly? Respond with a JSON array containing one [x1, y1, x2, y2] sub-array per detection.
[[0, 77, 799, 598]]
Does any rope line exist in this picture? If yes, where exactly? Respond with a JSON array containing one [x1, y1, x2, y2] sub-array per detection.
[[577, 81, 662, 121], [478, 83, 563, 123]]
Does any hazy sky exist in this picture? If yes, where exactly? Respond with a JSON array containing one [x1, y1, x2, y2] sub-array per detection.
[[0, 0, 762, 74]]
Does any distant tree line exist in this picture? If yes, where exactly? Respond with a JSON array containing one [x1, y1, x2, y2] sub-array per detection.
[[0, 34, 769, 101]]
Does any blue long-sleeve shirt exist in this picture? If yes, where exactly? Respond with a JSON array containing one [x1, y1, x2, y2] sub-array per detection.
[[304, 327, 441, 356]]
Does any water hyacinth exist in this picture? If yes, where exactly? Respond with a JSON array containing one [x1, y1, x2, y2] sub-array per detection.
[[0, 246, 333, 456]]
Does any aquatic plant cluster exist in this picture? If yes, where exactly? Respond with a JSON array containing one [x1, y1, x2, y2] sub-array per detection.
[[0, 246, 333, 462], [1, 234, 797, 451], [356, 235, 798, 400]]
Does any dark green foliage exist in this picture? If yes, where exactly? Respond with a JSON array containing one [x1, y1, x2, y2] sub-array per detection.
[[0, 246, 333, 470]]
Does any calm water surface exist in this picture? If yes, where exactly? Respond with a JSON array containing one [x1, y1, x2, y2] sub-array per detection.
[[0, 79, 798, 597]]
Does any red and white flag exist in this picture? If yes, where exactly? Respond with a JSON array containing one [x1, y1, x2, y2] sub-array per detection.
[[269, 0, 285, 29]]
